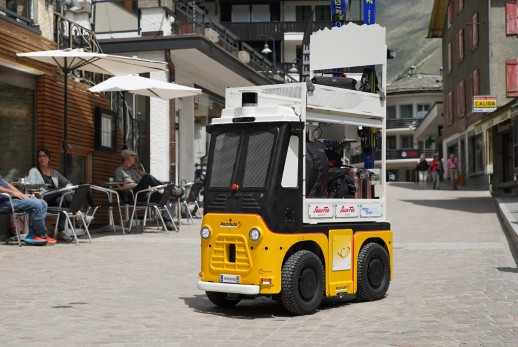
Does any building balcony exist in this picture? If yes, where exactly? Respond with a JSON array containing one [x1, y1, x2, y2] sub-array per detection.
[[173, 2, 298, 83], [387, 118, 422, 130], [351, 148, 437, 164], [219, 21, 333, 42]]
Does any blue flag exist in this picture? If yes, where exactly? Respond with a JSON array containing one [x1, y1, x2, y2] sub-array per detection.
[[364, 0, 376, 25], [331, 0, 348, 27]]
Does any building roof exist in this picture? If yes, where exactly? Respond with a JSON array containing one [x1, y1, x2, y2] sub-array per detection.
[[99, 35, 275, 89], [427, 0, 448, 38], [387, 72, 443, 95]]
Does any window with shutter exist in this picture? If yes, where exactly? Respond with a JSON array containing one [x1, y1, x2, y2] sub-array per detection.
[[472, 68, 480, 96], [444, 94, 450, 125], [471, 12, 479, 50], [456, 84, 461, 117], [458, 28, 464, 62], [459, 80, 466, 117], [445, 91, 454, 125], [455, 32, 459, 64], [471, 12, 479, 49], [448, 3, 453, 28], [448, 43, 453, 73], [506, 0, 518, 35], [506, 59, 518, 97], [468, 73, 475, 109]]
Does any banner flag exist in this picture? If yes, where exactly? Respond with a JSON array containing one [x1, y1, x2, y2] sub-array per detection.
[[300, 10, 314, 82], [364, 0, 376, 25], [331, 0, 348, 27]]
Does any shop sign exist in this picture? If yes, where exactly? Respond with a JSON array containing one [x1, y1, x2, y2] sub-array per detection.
[[473, 95, 497, 113], [474, 109, 512, 134], [398, 149, 421, 159]]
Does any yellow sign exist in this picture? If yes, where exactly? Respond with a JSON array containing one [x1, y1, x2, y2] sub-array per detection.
[[473, 96, 497, 112], [474, 100, 496, 107]]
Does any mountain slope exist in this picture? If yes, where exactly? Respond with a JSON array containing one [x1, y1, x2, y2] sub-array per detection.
[[377, 0, 442, 81]]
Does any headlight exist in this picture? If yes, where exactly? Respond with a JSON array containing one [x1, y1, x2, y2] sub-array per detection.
[[200, 226, 211, 239], [249, 227, 261, 241]]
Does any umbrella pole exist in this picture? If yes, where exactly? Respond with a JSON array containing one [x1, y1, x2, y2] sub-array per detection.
[[63, 70, 69, 177], [122, 91, 128, 148]]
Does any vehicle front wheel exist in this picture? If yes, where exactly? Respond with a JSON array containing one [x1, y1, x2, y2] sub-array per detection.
[[356, 243, 390, 301], [206, 291, 241, 308], [281, 250, 324, 315]]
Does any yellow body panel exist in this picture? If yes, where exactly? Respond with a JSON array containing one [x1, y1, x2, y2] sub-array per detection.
[[199, 213, 392, 297]]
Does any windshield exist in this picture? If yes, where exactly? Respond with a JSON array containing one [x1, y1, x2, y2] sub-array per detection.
[[207, 127, 277, 191]]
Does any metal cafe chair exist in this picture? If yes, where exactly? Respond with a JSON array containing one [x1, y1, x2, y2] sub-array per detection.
[[86, 185, 126, 234], [45, 184, 92, 245], [128, 183, 178, 233], [180, 182, 203, 223], [0, 193, 28, 247]]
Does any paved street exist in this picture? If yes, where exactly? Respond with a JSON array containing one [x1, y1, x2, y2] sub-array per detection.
[[1, 183, 517, 346]]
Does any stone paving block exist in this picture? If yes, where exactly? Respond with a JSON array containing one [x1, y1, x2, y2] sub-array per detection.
[[0, 184, 517, 345]]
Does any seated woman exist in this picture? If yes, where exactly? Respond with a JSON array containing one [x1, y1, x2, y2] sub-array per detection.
[[28, 148, 74, 242]]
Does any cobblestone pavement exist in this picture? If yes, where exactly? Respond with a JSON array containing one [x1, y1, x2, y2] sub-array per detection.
[[1, 183, 517, 346]]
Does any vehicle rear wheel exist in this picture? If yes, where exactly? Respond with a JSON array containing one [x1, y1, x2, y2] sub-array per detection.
[[281, 250, 324, 315], [206, 291, 241, 308], [356, 243, 390, 301]]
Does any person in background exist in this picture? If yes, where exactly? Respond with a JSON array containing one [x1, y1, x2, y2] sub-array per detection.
[[416, 153, 429, 190], [430, 153, 444, 190], [114, 149, 175, 230], [446, 153, 460, 190], [28, 148, 74, 242], [0, 174, 56, 244]]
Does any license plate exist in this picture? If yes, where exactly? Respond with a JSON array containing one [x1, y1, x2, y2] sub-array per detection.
[[220, 274, 240, 284]]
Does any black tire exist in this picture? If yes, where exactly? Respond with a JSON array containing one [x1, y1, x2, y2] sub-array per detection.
[[281, 250, 324, 315], [206, 291, 241, 308], [356, 243, 390, 301]]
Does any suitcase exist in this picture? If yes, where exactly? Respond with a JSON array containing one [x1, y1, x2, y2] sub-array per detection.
[[311, 76, 357, 90], [354, 168, 371, 199]]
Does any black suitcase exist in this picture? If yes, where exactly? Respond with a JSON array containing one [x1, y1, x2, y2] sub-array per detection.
[[311, 76, 357, 90]]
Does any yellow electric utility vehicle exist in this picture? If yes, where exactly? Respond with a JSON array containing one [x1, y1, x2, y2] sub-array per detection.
[[197, 23, 392, 315]]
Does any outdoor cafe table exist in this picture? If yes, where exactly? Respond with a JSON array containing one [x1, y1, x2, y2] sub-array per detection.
[[13, 182, 49, 194]]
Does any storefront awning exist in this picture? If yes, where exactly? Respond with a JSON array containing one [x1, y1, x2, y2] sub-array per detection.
[[474, 108, 512, 135]]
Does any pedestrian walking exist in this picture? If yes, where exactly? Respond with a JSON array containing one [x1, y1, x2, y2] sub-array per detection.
[[430, 153, 444, 190], [416, 153, 429, 189], [446, 153, 460, 190]]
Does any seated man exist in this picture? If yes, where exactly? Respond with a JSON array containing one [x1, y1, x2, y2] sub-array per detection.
[[114, 149, 175, 230], [0, 175, 57, 244]]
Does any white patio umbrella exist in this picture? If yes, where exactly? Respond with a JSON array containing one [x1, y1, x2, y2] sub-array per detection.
[[88, 75, 201, 149], [16, 48, 168, 176], [88, 75, 202, 99], [89, 75, 202, 229]]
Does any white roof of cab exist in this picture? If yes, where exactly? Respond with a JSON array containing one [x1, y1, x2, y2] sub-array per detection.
[[211, 105, 299, 124]]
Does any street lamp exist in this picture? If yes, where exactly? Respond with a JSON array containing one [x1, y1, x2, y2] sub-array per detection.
[[288, 58, 302, 74], [261, 37, 277, 75]]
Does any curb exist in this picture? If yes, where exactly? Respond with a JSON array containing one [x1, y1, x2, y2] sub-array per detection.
[[495, 198, 518, 252]]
